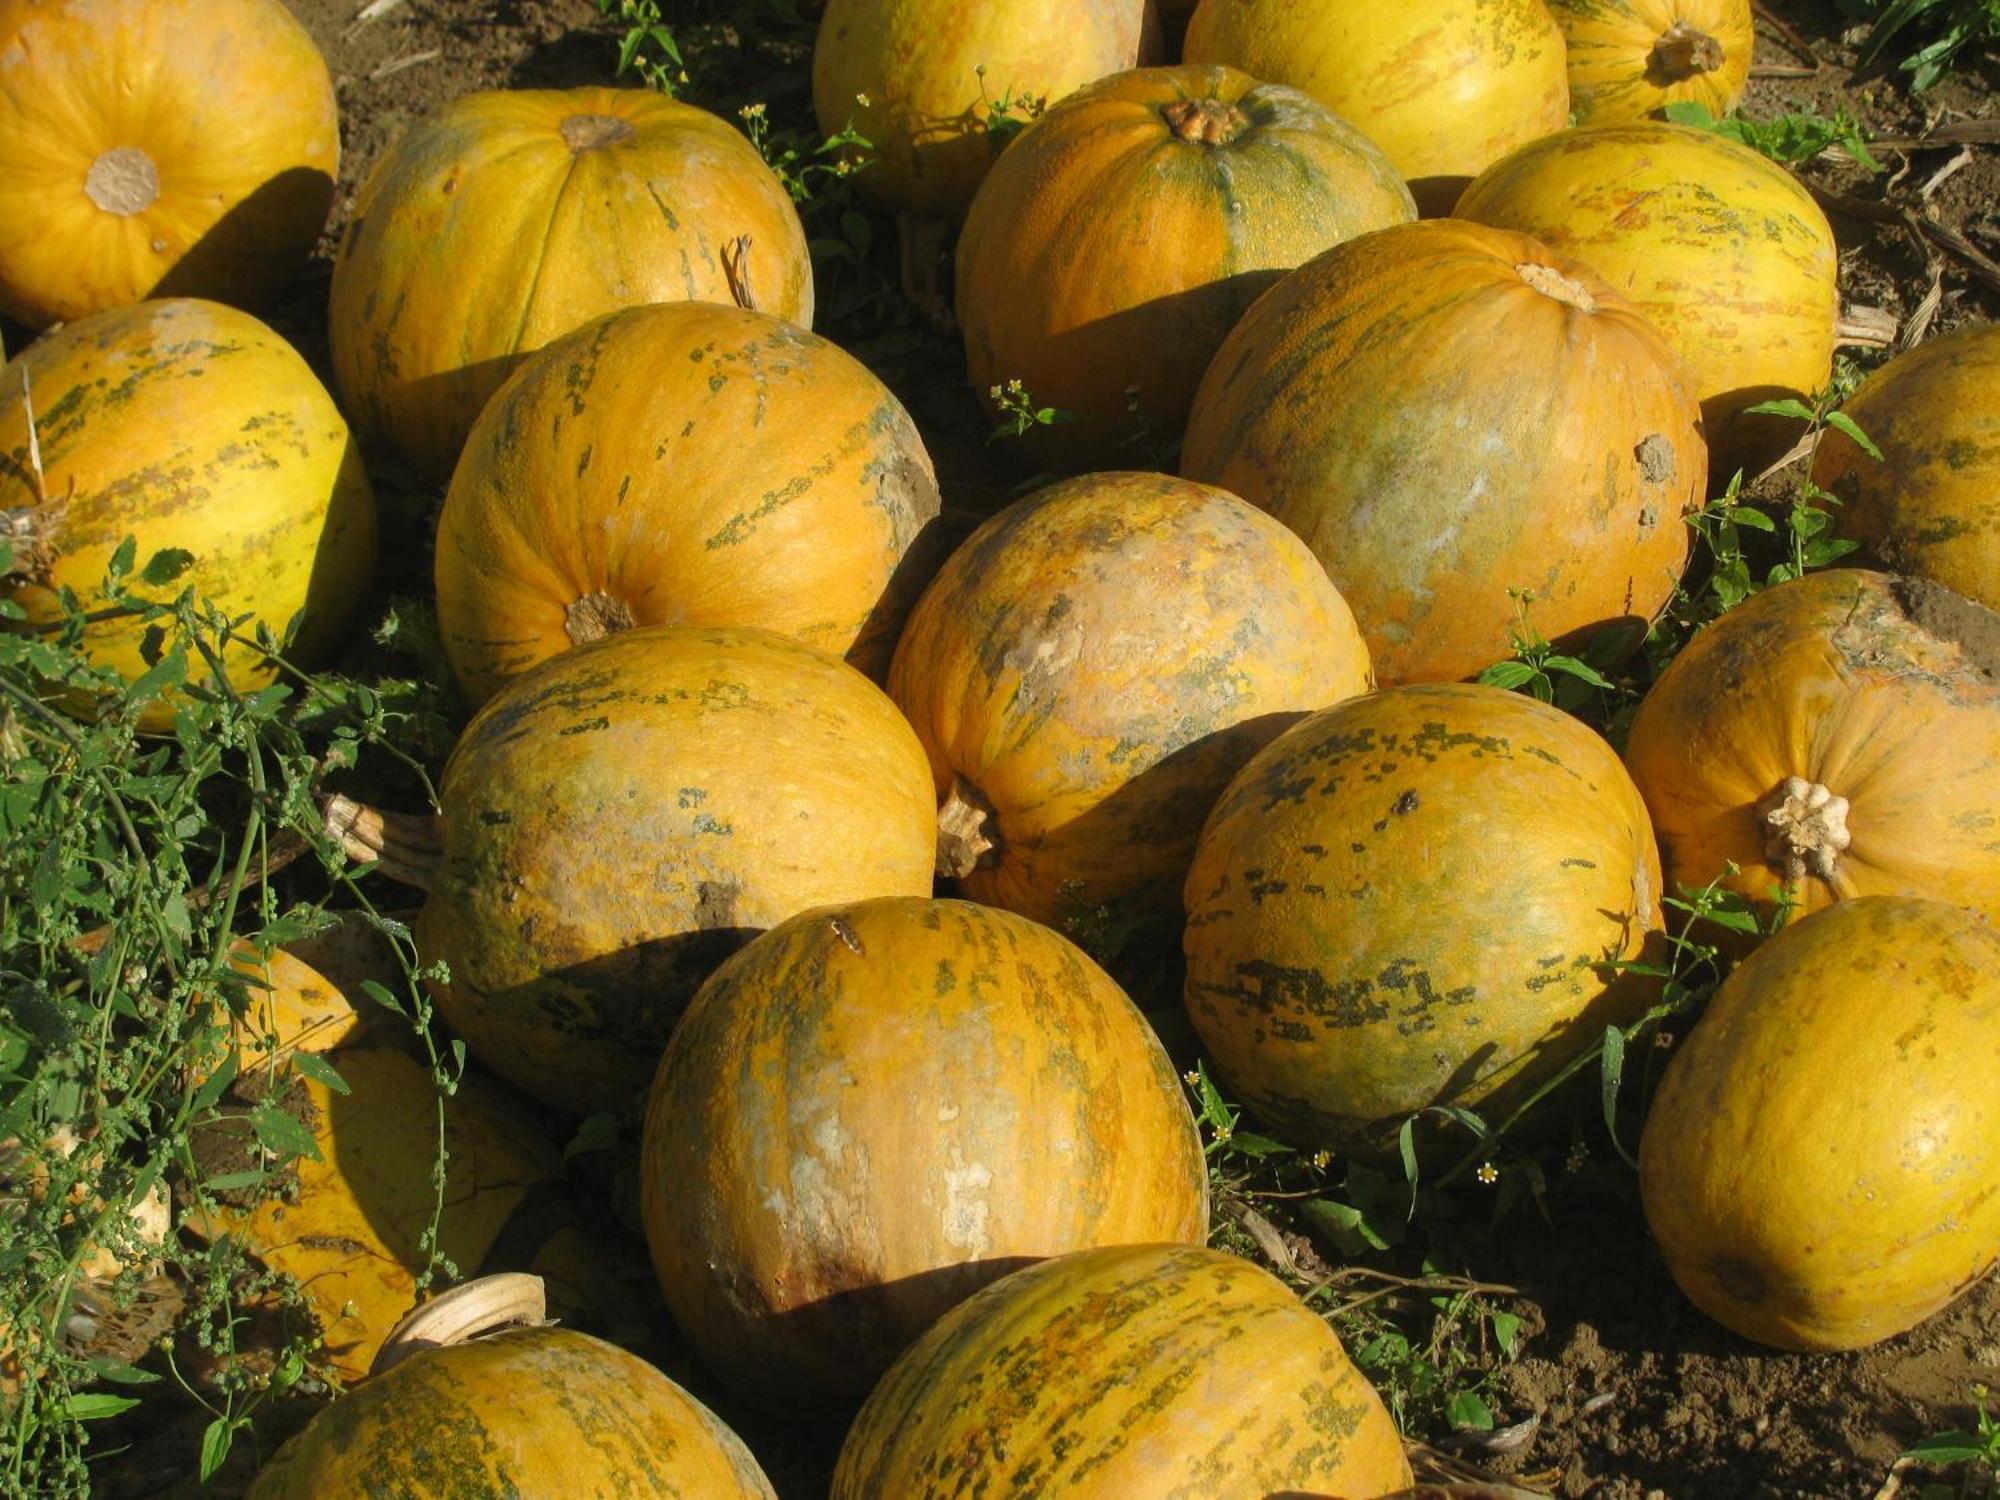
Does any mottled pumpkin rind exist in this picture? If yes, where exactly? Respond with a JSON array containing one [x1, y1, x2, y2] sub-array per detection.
[[641, 896, 1209, 1406], [1639, 896, 2000, 1352], [1546, 0, 1754, 124]]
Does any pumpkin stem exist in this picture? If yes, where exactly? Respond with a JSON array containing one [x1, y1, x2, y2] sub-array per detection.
[[935, 774, 999, 880], [559, 114, 636, 153], [564, 591, 636, 645], [1757, 776, 1851, 883], [1515, 263, 1598, 313], [323, 793, 445, 891], [370, 1273, 549, 1378], [85, 147, 160, 217], [1160, 97, 1249, 147], [1648, 22, 1725, 84]]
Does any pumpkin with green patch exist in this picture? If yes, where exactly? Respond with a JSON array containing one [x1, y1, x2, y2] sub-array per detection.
[[1639, 896, 2000, 1352], [328, 87, 812, 486], [1183, 683, 1664, 1153], [0, 298, 375, 732], [888, 471, 1372, 950], [326, 626, 936, 1116], [954, 64, 1414, 473], [1180, 219, 1703, 687], [436, 302, 942, 704], [1545, 0, 1753, 124], [832, 1242, 1412, 1497], [1622, 569, 2000, 933], [641, 896, 1208, 1406]]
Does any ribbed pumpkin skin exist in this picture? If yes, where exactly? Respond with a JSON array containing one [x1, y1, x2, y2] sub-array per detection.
[[419, 626, 937, 1115], [248, 1326, 776, 1499], [1639, 897, 2000, 1352], [812, 0, 1152, 221], [642, 897, 1208, 1405], [888, 472, 1373, 939], [437, 303, 941, 705], [1454, 123, 1839, 469], [955, 65, 1413, 473], [1180, 220, 1703, 686], [1183, 0, 1569, 212], [329, 87, 811, 485], [1622, 570, 2000, 931], [1184, 684, 1664, 1152], [1547, 0, 1753, 123], [0, 299, 376, 731], [1811, 324, 2000, 613], [0, 0, 337, 328], [833, 1243, 1413, 1498]]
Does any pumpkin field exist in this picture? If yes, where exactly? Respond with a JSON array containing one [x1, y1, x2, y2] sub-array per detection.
[[2, 0, 1998, 1496]]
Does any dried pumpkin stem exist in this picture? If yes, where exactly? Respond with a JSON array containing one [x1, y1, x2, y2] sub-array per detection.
[[1758, 775, 1851, 883], [370, 1273, 548, 1378], [1648, 22, 1725, 83], [85, 147, 160, 216], [323, 793, 444, 891], [564, 590, 635, 645], [1515, 262, 1598, 313], [935, 774, 1000, 880], [1160, 97, 1249, 147]]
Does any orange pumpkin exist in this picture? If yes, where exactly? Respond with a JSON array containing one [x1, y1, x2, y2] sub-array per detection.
[[0, 0, 338, 329], [1455, 122, 1840, 471], [641, 897, 1207, 1405], [1811, 323, 2000, 613], [329, 87, 812, 486], [1622, 569, 2000, 931], [1183, 0, 1569, 213], [888, 471, 1372, 947], [1184, 683, 1664, 1153], [436, 302, 942, 705], [955, 64, 1414, 472], [1546, 0, 1754, 124], [1181, 219, 1703, 686]]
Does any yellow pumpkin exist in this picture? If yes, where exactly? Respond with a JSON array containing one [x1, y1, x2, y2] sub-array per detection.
[[329, 87, 812, 486], [0, 0, 338, 329], [0, 299, 376, 732], [1546, 0, 1754, 124], [1454, 122, 1840, 471], [1640, 896, 2000, 1351], [1183, 0, 1570, 213], [436, 302, 943, 705]]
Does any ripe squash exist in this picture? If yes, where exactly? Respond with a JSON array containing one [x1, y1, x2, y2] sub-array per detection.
[[955, 64, 1414, 473], [437, 302, 942, 705], [250, 1278, 776, 1498], [0, 0, 338, 329], [888, 471, 1372, 946], [1180, 219, 1703, 686], [327, 626, 937, 1116], [641, 896, 1208, 1405], [1811, 323, 2000, 613], [1184, 683, 1664, 1153], [1639, 896, 2000, 1351], [812, 0, 1155, 221], [1622, 569, 2000, 931], [1183, 0, 1569, 213], [0, 299, 376, 732], [1454, 122, 1840, 471], [329, 87, 812, 486], [1545, 0, 1753, 124], [833, 1242, 1412, 1497]]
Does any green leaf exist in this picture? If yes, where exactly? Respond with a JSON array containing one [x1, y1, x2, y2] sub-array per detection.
[[63, 1393, 141, 1421], [190, 1046, 241, 1116], [1447, 1389, 1496, 1431], [1397, 1117, 1419, 1187], [84, 1360, 162, 1386], [1543, 654, 1616, 690], [1703, 904, 1764, 935], [287, 1049, 350, 1096], [1823, 409, 1884, 461], [1300, 1197, 1393, 1255], [1661, 100, 1719, 130], [1601, 1024, 1628, 1149], [1745, 397, 1818, 423], [200, 1416, 236, 1482], [1903, 1432, 1989, 1463], [250, 1101, 322, 1163], [1477, 660, 1539, 690], [359, 978, 408, 1018], [140, 548, 196, 586], [1491, 1309, 1523, 1359], [1225, 1130, 1292, 1159], [202, 1168, 270, 1193], [106, 536, 138, 584]]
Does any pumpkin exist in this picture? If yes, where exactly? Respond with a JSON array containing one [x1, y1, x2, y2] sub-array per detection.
[[0, 299, 376, 733], [250, 1277, 777, 1499], [1639, 896, 2000, 1352], [888, 471, 1372, 948], [436, 301, 943, 705], [833, 1243, 1413, 1497], [1621, 569, 2000, 931], [1454, 122, 1840, 470], [326, 625, 937, 1116], [811, 0, 1156, 221], [641, 896, 1208, 1406], [1811, 323, 2000, 613], [1546, 0, 1754, 124], [1184, 683, 1664, 1153], [1180, 219, 1703, 686], [328, 87, 812, 487], [1182, 0, 1569, 213], [955, 64, 1414, 473], [0, 0, 338, 329]]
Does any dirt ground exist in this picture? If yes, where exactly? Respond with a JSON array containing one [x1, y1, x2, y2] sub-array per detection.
[[85, 0, 2000, 1495]]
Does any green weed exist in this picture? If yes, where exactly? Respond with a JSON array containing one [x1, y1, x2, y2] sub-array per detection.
[[1664, 100, 1884, 171], [1848, 0, 2000, 91]]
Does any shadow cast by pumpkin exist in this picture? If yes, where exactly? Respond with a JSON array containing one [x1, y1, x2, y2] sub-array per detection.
[[149, 166, 336, 317]]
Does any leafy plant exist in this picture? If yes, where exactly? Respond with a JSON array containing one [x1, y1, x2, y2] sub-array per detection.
[[1477, 587, 1632, 720], [1664, 100, 1884, 171], [986, 378, 1081, 443], [1905, 1385, 2000, 1494], [1848, 0, 2000, 91], [594, 0, 686, 96]]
